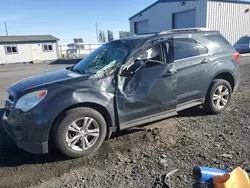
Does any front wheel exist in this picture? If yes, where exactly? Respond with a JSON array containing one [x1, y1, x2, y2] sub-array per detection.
[[55, 107, 107, 158], [204, 79, 232, 114]]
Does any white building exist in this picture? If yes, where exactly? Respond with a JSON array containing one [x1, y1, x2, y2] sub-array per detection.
[[129, 0, 250, 45], [0, 35, 59, 64]]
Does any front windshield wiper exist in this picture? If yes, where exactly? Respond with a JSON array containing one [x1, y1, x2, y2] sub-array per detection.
[[66, 66, 86, 74], [72, 68, 86, 74], [66, 66, 73, 70]]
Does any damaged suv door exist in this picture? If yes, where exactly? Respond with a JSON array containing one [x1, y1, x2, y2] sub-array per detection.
[[116, 42, 177, 129]]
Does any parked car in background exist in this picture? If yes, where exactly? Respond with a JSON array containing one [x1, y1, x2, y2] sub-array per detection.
[[2, 28, 240, 158], [233, 36, 250, 54]]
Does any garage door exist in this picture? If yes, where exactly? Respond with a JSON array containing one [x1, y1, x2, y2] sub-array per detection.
[[173, 9, 196, 29], [135, 20, 149, 34]]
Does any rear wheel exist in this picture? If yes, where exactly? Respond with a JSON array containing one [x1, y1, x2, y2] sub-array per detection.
[[55, 107, 107, 158], [204, 79, 232, 114]]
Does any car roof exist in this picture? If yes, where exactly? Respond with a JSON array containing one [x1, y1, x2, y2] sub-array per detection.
[[124, 30, 220, 47], [109, 30, 224, 57], [107, 34, 155, 51], [121, 30, 220, 43]]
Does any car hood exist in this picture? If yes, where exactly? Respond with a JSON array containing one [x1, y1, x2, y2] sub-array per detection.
[[9, 68, 85, 96]]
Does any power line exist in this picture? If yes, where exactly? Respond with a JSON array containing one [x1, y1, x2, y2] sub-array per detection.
[[0, 22, 8, 36]]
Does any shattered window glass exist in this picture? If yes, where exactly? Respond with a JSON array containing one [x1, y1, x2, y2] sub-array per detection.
[[73, 41, 129, 75]]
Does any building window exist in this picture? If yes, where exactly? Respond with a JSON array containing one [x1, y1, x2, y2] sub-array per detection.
[[42, 44, 53, 52], [5, 46, 18, 54]]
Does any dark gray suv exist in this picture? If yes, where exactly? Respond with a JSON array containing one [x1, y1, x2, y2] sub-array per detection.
[[2, 29, 240, 158]]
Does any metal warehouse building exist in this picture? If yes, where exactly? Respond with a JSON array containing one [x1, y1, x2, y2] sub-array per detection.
[[129, 0, 250, 45]]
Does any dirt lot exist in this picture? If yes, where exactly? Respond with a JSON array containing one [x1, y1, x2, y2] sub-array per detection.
[[0, 59, 249, 188]]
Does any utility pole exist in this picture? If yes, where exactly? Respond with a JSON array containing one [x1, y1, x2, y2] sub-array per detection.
[[96, 23, 98, 43], [4, 22, 8, 36]]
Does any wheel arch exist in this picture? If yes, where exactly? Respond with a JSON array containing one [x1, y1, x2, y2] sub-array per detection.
[[48, 102, 115, 147], [204, 71, 235, 104], [204, 76, 233, 114], [212, 72, 235, 91], [205, 59, 236, 95]]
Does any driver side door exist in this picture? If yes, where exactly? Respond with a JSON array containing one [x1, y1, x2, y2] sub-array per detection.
[[116, 42, 177, 129]]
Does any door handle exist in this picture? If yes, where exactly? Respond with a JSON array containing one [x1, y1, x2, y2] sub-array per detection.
[[201, 59, 208, 64]]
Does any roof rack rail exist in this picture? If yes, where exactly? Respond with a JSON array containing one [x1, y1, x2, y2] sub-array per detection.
[[159, 28, 210, 35], [132, 32, 158, 36]]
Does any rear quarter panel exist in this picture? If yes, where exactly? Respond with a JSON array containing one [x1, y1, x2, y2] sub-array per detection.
[[203, 51, 240, 95]]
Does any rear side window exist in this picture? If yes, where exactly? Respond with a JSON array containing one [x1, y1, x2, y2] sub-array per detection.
[[197, 42, 208, 55], [205, 34, 231, 47], [174, 38, 198, 60], [170, 38, 207, 61]]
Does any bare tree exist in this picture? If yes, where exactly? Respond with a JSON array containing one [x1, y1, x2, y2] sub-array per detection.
[[99, 30, 107, 43]]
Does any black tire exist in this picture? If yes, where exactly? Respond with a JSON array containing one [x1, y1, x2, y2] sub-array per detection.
[[54, 107, 107, 158], [204, 79, 232, 114]]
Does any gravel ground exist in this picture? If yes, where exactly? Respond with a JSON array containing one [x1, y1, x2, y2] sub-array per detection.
[[0, 59, 250, 188]]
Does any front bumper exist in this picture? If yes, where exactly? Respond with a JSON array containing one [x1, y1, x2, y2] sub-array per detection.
[[2, 109, 49, 154]]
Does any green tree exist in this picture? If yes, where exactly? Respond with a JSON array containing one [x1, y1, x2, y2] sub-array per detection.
[[119, 31, 130, 39], [107, 30, 114, 42], [99, 30, 107, 43], [98, 31, 102, 43]]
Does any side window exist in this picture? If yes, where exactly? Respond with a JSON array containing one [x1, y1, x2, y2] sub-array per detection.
[[122, 45, 164, 75], [174, 38, 199, 60], [197, 42, 208, 55], [140, 45, 162, 61], [136, 45, 164, 68], [165, 39, 175, 63], [165, 38, 208, 62]]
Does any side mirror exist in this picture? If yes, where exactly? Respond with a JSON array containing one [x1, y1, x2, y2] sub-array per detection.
[[137, 47, 159, 61]]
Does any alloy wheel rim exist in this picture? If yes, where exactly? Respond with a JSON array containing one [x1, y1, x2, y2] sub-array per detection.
[[66, 117, 100, 151], [213, 85, 229, 110]]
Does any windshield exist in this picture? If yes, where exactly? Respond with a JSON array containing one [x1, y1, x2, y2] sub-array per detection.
[[72, 40, 129, 75]]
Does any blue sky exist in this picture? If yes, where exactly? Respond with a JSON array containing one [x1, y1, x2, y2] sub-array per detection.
[[0, 0, 155, 44]]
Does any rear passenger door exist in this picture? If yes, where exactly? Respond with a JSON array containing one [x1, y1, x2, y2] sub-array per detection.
[[171, 37, 209, 107]]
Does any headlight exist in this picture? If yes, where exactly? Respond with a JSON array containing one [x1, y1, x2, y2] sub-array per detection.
[[15, 90, 47, 112]]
